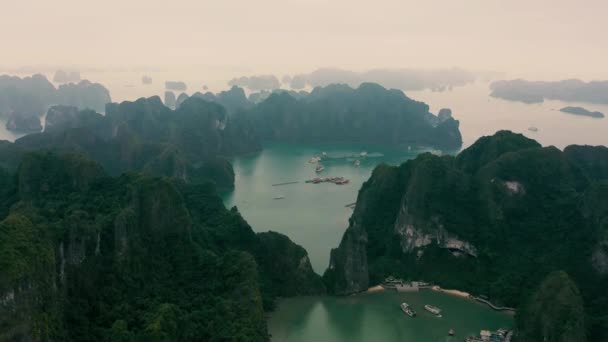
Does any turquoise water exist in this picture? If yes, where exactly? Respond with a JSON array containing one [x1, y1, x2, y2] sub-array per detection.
[[222, 143, 514, 342], [268, 292, 513, 342], [222, 142, 423, 272]]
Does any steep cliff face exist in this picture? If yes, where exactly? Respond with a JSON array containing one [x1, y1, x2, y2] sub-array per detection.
[[324, 130, 608, 340], [0, 152, 323, 341]]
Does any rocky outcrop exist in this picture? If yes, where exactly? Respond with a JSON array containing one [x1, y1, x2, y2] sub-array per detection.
[[44, 105, 103, 133], [56, 80, 111, 113], [164, 91, 176, 109], [176, 92, 189, 108], [0, 75, 111, 117], [165, 81, 187, 91], [5, 113, 42, 133], [52, 70, 81, 84], [438, 108, 453, 122], [491, 79, 608, 104], [243, 82, 463, 150]]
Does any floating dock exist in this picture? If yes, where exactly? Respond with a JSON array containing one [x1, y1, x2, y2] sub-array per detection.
[[272, 181, 299, 186]]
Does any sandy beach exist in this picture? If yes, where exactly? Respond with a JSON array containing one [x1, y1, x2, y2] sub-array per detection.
[[366, 285, 385, 293], [431, 286, 471, 298]]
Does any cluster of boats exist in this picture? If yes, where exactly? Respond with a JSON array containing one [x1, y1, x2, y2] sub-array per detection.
[[465, 328, 509, 342], [305, 176, 350, 185], [401, 303, 456, 337], [400, 302, 442, 318], [307, 151, 368, 172]]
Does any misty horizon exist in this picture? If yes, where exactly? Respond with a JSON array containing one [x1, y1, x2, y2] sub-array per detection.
[[2, 0, 608, 81]]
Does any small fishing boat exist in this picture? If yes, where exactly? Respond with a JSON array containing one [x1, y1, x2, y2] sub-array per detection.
[[360, 151, 368, 157], [315, 165, 325, 173], [273, 196, 285, 200], [400, 303, 416, 317], [448, 329, 455, 336], [354, 159, 361, 167]]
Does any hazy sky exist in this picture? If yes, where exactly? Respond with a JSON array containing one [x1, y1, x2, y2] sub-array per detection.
[[2, 0, 607, 80]]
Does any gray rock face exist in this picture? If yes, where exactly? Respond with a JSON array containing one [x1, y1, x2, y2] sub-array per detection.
[[394, 204, 478, 257], [326, 218, 369, 295]]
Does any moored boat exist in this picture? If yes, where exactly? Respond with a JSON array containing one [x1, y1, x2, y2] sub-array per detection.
[[424, 304, 442, 317], [315, 165, 325, 173], [400, 303, 416, 317]]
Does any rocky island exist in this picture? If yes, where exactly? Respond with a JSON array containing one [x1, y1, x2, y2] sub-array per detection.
[[242, 83, 463, 150], [560, 106, 605, 118], [490, 79, 608, 104], [0, 74, 111, 133], [5, 113, 42, 133], [323, 130, 608, 341]]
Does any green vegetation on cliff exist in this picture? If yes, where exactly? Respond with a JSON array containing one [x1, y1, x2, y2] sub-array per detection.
[[325, 130, 608, 340], [516, 271, 586, 342], [0, 152, 323, 341], [242, 83, 462, 149]]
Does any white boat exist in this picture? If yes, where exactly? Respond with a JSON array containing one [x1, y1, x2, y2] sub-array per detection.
[[430, 150, 442, 156], [273, 196, 285, 200], [360, 151, 368, 157], [315, 165, 325, 173], [424, 304, 442, 317], [354, 160, 361, 167], [400, 303, 416, 317]]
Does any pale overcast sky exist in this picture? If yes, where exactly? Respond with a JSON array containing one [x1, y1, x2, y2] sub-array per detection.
[[1, 0, 607, 79]]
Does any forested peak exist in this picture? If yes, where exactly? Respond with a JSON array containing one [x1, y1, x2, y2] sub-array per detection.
[[456, 130, 541, 173]]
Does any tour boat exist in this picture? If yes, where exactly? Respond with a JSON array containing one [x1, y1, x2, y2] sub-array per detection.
[[424, 304, 442, 317]]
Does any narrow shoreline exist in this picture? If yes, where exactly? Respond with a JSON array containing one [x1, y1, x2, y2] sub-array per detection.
[[365, 283, 516, 314]]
